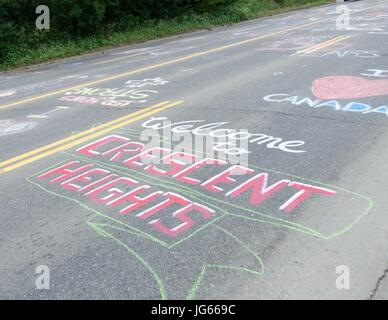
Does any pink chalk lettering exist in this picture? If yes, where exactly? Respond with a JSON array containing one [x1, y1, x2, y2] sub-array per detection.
[[107, 186, 163, 214], [226, 173, 290, 206], [150, 201, 215, 237], [85, 177, 138, 205], [123, 147, 171, 169], [145, 152, 197, 177], [135, 192, 190, 220], [78, 174, 118, 193], [173, 158, 227, 185], [77, 135, 130, 157], [201, 165, 254, 193], [102, 141, 145, 162], [279, 182, 336, 213], [38, 161, 93, 185], [61, 168, 111, 191]]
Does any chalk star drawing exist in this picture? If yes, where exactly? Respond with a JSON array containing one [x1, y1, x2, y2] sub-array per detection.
[[27, 128, 373, 299], [124, 77, 169, 88]]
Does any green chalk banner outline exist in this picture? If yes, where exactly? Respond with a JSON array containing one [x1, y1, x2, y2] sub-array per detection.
[[26, 127, 373, 299]]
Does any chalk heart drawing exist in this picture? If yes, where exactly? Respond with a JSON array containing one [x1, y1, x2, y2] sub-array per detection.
[[312, 76, 388, 100], [0, 119, 37, 137]]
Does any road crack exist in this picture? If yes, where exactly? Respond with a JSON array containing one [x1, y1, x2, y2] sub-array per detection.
[[368, 266, 388, 300]]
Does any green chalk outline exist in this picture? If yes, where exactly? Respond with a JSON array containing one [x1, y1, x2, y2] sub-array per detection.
[[119, 128, 374, 239], [66, 127, 373, 240], [27, 160, 226, 249], [27, 170, 266, 299], [28, 126, 374, 241], [30, 125, 374, 241], [62, 152, 322, 238], [25, 127, 375, 299], [86, 218, 264, 300], [88, 219, 168, 300], [186, 224, 265, 300]]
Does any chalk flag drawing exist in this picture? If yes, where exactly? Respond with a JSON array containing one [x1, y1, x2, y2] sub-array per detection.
[[28, 128, 373, 299], [0, 119, 37, 137], [312, 76, 388, 100], [0, 90, 16, 97]]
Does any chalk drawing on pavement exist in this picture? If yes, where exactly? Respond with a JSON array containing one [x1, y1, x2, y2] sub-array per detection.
[[361, 69, 388, 78], [27, 127, 373, 299], [312, 76, 388, 100], [302, 50, 381, 59], [0, 119, 37, 137], [60, 78, 169, 107], [255, 35, 333, 52], [264, 93, 388, 117], [124, 77, 169, 88], [27, 106, 70, 119], [263, 70, 388, 118], [0, 90, 17, 97]]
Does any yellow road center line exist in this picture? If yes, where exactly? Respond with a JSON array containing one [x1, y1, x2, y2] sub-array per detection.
[[0, 18, 330, 111], [0, 101, 171, 168], [296, 36, 344, 54], [1, 100, 183, 173], [296, 35, 348, 55], [302, 35, 351, 55]]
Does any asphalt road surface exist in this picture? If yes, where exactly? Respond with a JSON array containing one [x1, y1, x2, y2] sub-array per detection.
[[1, 0, 388, 300]]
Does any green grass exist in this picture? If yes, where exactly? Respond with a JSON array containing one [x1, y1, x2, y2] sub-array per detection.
[[0, 0, 334, 72]]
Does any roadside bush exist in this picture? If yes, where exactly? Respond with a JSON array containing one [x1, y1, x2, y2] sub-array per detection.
[[0, 0, 331, 69]]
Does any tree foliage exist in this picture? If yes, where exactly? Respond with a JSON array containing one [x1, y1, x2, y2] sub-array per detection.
[[0, 0, 321, 65]]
